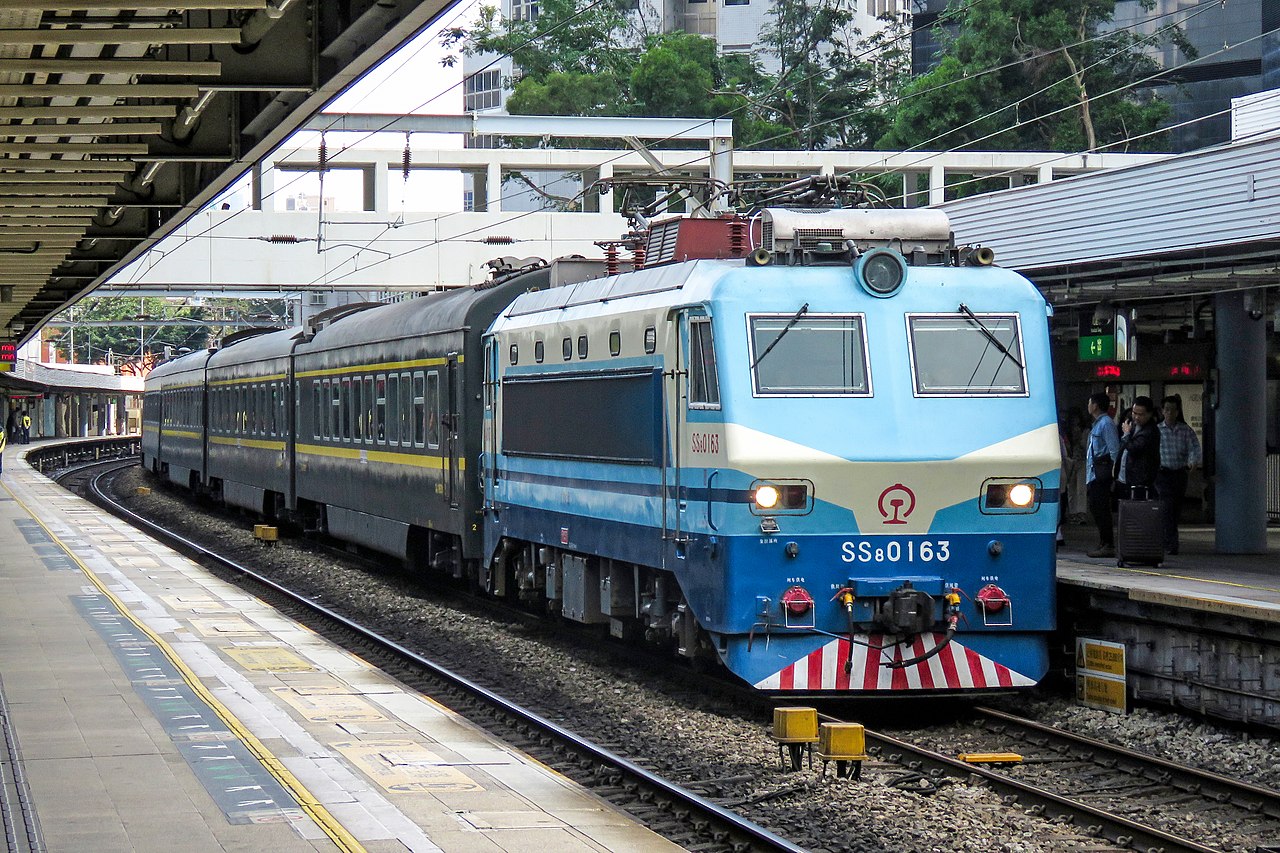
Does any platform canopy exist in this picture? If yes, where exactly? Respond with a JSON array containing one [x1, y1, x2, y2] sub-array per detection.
[[0, 0, 452, 348]]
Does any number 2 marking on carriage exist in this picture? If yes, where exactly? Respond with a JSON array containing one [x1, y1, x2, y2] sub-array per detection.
[[840, 539, 951, 564]]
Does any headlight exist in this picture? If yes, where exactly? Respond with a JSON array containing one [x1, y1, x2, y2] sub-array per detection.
[[854, 248, 908, 297], [749, 480, 813, 515], [1008, 483, 1035, 507], [981, 477, 1042, 514], [754, 484, 780, 509]]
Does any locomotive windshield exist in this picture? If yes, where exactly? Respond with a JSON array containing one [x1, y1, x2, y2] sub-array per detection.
[[748, 314, 871, 396], [908, 313, 1027, 396]]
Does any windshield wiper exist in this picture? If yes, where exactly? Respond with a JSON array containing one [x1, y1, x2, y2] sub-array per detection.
[[958, 303, 1023, 369], [751, 302, 809, 369]]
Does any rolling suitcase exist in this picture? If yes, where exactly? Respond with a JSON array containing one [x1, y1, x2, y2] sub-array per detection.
[[1117, 486, 1163, 567]]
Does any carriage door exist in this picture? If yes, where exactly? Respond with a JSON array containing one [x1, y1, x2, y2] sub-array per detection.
[[446, 353, 460, 508], [678, 309, 721, 544], [481, 338, 498, 513]]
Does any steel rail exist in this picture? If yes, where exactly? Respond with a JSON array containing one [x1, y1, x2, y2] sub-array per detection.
[[859, 726, 1221, 853], [976, 705, 1280, 820], [84, 464, 807, 853]]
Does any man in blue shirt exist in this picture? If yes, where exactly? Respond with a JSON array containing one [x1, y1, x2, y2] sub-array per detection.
[[1085, 392, 1120, 558], [1156, 395, 1201, 555]]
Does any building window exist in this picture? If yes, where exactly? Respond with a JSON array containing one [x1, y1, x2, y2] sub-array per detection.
[[463, 69, 502, 112], [511, 0, 539, 21], [724, 0, 749, 6]]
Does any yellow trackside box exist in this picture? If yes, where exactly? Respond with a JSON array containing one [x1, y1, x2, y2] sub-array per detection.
[[772, 707, 818, 742], [135, 487, 151, 496], [253, 525, 279, 542], [818, 722, 867, 760]]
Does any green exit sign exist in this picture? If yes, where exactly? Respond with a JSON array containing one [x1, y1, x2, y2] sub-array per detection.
[[1078, 334, 1115, 361]]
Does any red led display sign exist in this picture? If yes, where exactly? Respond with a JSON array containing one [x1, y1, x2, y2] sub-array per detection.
[[0, 341, 15, 372]]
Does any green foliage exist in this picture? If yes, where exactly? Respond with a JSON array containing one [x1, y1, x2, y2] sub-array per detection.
[[630, 32, 716, 118], [440, 0, 904, 151], [877, 0, 1191, 153], [44, 297, 287, 366], [752, 0, 909, 150], [440, 0, 635, 81], [506, 70, 623, 115]]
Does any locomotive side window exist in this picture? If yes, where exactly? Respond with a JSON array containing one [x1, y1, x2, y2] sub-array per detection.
[[577, 335, 588, 359], [562, 337, 572, 361], [748, 314, 871, 396], [534, 340, 544, 363], [609, 330, 621, 357], [688, 318, 720, 408], [907, 313, 1027, 396], [426, 371, 441, 448]]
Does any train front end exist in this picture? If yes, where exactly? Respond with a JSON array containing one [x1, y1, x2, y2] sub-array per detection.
[[683, 209, 1058, 695]]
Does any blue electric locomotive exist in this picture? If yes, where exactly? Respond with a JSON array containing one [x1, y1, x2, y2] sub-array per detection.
[[482, 207, 1057, 693], [142, 204, 1057, 697]]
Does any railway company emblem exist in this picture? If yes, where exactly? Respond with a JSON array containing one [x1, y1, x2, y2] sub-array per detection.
[[877, 484, 916, 525]]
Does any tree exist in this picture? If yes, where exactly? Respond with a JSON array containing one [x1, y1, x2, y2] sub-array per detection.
[[753, 0, 910, 150], [877, 0, 1193, 153], [43, 297, 288, 367]]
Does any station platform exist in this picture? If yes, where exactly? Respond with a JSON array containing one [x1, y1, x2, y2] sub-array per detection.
[[1057, 525, 1280, 622], [0, 441, 682, 853]]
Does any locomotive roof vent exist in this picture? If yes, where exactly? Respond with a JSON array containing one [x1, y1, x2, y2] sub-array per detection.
[[759, 208, 953, 265]]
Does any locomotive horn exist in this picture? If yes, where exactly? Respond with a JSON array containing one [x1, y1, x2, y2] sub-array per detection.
[[966, 246, 996, 266], [747, 247, 772, 267]]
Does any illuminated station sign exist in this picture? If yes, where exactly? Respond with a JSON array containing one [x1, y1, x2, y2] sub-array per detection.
[[0, 341, 14, 372]]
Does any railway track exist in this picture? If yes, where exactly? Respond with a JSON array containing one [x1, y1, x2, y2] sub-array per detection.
[[47, 450, 1280, 852], [843, 705, 1280, 853], [77, 459, 805, 853]]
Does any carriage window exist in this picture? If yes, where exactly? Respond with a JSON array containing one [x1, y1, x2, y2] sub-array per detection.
[[375, 375, 387, 442], [352, 377, 364, 441], [342, 378, 353, 440], [908, 313, 1026, 396], [313, 381, 321, 439], [388, 376, 400, 444], [688, 318, 720, 408], [748, 314, 870, 396], [398, 373, 411, 446], [329, 380, 340, 439], [412, 372, 426, 447], [426, 371, 441, 448], [363, 377, 374, 444]]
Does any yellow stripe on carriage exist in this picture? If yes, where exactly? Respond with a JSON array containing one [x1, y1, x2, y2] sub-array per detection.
[[297, 442, 466, 470], [295, 354, 463, 379], [210, 436, 286, 451]]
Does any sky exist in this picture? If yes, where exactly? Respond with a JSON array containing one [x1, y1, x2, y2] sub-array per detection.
[[214, 0, 481, 211]]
